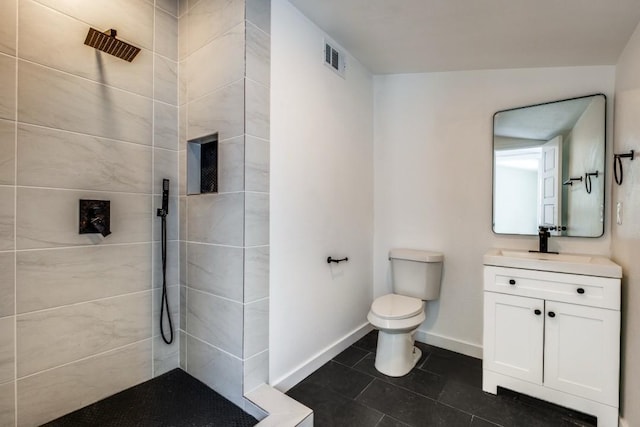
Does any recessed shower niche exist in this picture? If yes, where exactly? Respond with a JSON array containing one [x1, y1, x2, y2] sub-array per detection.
[[187, 133, 219, 195]]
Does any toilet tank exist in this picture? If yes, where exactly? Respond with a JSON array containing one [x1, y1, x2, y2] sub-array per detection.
[[389, 249, 443, 300]]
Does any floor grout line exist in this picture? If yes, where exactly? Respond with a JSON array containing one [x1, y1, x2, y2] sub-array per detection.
[[352, 375, 377, 402]]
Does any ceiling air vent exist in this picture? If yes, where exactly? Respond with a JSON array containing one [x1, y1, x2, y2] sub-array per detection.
[[324, 39, 346, 78]]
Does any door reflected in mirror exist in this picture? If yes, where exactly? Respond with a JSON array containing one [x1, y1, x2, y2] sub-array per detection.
[[493, 94, 606, 237]]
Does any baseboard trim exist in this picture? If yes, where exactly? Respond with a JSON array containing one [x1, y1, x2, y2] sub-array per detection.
[[619, 417, 628, 427], [415, 329, 483, 359], [271, 323, 373, 392]]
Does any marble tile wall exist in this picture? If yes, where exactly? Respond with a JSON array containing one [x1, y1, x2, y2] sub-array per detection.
[[0, 0, 180, 425], [0, 2, 18, 424], [179, 0, 270, 411], [243, 0, 271, 402], [0, 7, 14, 412], [179, 0, 244, 407]]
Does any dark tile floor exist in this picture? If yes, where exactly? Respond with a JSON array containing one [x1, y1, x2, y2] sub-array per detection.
[[43, 369, 258, 427], [287, 330, 597, 427]]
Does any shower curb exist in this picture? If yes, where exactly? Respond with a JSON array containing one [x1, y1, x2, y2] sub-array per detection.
[[245, 383, 313, 427]]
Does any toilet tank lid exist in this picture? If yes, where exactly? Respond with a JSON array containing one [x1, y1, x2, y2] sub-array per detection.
[[389, 248, 443, 263]]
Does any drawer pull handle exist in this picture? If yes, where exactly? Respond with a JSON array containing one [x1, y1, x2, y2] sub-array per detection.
[[509, 279, 516, 285], [534, 309, 542, 315], [548, 311, 556, 318], [577, 288, 585, 294]]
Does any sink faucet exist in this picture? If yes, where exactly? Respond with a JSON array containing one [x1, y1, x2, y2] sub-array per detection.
[[528, 226, 559, 254], [538, 226, 550, 253]]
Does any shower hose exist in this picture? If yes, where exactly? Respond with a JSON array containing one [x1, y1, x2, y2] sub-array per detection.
[[160, 211, 174, 344]]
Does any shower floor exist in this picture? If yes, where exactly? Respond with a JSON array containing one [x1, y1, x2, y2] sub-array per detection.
[[42, 369, 258, 427]]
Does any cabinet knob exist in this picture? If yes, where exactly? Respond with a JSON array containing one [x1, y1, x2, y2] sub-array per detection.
[[534, 309, 542, 315], [509, 279, 516, 285], [577, 288, 585, 294], [548, 311, 556, 318]]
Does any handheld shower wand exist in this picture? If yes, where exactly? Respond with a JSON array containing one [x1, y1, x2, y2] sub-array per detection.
[[157, 179, 174, 344], [160, 179, 169, 217]]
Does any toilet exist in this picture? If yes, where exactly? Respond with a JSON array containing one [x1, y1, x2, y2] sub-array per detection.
[[367, 249, 443, 377]]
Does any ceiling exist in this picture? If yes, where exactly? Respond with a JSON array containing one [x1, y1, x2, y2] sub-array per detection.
[[494, 96, 594, 141], [289, 0, 640, 74]]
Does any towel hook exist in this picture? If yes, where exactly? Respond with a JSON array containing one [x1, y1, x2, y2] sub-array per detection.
[[562, 176, 583, 186], [614, 150, 634, 185], [327, 256, 348, 264], [585, 171, 599, 194]]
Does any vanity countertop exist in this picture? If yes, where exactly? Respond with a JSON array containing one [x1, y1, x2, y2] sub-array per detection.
[[484, 248, 622, 278]]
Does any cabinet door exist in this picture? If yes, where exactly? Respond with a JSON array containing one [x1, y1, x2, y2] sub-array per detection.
[[484, 292, 544, 384], [544, 301, 620, 405]]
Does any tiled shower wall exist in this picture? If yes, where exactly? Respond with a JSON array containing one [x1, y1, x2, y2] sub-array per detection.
[[0, 0, 180, 425], [178, 0, 270, 409]]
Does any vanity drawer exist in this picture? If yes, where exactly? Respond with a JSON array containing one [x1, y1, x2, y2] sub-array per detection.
[[484, 266, 620, 310]]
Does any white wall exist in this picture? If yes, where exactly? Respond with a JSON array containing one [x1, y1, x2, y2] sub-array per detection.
[[374, 67, 615, 356], [270, 0, 374, 388], [613, 19, 640, 427]]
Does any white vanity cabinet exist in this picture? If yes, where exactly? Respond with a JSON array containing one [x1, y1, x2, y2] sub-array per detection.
[[483, 263, 621, 427]]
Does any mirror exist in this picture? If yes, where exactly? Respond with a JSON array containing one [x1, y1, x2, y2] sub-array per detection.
[[492, 94, 606, 237]]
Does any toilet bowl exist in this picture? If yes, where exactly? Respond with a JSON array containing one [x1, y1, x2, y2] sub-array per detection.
[[367, 293, 426, 377], [368, 249, 443, 377]]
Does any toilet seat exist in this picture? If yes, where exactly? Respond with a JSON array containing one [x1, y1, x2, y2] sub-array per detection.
[[368, 293, 426, 376], [371, 294, 423, 320]]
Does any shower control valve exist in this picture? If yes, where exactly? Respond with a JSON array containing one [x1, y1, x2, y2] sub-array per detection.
[[79, 199, 111, 237]]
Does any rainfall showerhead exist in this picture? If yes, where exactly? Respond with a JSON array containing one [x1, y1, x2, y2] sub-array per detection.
[[84, 28, 140, 62]]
